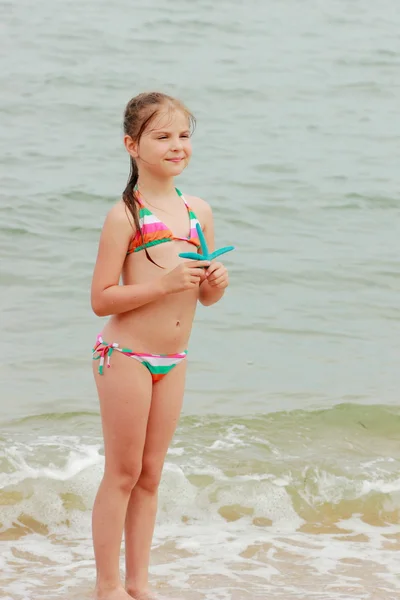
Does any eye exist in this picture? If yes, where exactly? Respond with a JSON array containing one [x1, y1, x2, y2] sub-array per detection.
[[180, 134, 190, 138], [158, 136, 168, 139]]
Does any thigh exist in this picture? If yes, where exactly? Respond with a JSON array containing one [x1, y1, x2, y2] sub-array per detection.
[[142, 358, 187, 466], [93, 350, 153, 473]]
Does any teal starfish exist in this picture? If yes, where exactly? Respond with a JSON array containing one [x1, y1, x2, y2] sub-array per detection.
[[179, 223, 235, 262]]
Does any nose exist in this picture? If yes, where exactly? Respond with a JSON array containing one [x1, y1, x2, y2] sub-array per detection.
[[170, 136, 183, 151]]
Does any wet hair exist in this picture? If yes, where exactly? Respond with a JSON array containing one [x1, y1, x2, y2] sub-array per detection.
[[122, 92, 195, 266]]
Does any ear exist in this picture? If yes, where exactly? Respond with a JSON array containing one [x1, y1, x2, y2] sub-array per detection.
[[124, 135, 139, 159]]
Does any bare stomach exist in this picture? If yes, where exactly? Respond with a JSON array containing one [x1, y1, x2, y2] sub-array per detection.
[[101, 290, 198, 353], [100, 241, 201, 353]]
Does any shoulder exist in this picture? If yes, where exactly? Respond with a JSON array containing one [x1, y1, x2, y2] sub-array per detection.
[[184, 194, 213, 224], [103, 199, 136, 234]]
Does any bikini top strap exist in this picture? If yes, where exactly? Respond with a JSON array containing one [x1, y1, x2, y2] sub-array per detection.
[[176, 188, 189, 209], [133, 185, 144, 206]]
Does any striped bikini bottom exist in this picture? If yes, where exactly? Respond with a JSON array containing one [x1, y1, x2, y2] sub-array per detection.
[[92, 334, 187, 383]]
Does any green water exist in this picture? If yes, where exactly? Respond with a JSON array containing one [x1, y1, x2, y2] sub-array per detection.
[[1, 0, 400, 598]]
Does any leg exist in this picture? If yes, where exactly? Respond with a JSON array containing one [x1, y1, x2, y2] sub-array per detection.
[[124, 359, 187, 598], [92, 352, 152, 600]]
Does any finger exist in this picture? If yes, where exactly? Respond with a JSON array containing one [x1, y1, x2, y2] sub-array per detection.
[[185, 260, 211, 269], [208, 270, 226, 283], [189, 266, 209, 276], [205, 263, 220, 276], [199, 270, 207, 283], [210, 275, 228, 287], [190, 270, 202, 278], [207, 267, 223, 280]]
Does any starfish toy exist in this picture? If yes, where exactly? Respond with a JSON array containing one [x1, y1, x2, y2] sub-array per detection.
[[179, 223, 235, 262]]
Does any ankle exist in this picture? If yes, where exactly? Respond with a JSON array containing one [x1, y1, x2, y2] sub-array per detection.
[[96, 580, 123, 593], [125, 582, 149, 597]]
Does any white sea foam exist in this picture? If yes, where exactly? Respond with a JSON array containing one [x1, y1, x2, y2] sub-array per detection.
[[1, 433, 399, 599]]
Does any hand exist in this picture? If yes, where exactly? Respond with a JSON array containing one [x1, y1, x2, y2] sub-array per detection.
[[205, 261, 229, 289], [162, 260, 210, 294]]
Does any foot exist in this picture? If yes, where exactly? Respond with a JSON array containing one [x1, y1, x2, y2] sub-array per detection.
[[94, 585, 133, 600], [126, 589, 157, 600]]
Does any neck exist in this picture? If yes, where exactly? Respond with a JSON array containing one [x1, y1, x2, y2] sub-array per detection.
[[137, 170, 176, 202]]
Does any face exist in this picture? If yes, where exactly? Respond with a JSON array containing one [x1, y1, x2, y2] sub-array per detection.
[[125, 107, 192, 177]]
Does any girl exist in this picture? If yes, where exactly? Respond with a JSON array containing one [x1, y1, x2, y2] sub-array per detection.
[[90, 92, 230, 600]]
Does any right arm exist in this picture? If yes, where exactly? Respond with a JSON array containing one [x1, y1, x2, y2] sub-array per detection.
[[91, 203, 209, 317]]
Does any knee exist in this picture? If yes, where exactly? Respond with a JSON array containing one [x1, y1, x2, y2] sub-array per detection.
[[137, 456, 164, 494], [105, 460, 143, 494]]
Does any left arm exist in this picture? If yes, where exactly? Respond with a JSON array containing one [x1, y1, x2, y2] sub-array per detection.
[[198, 201, 229, 307]]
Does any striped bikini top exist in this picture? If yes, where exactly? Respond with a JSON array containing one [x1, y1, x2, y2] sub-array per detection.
[[127, 188, 202, 255]]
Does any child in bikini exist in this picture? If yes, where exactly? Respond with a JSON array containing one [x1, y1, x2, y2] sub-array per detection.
[[91, 92, 230, 600]]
